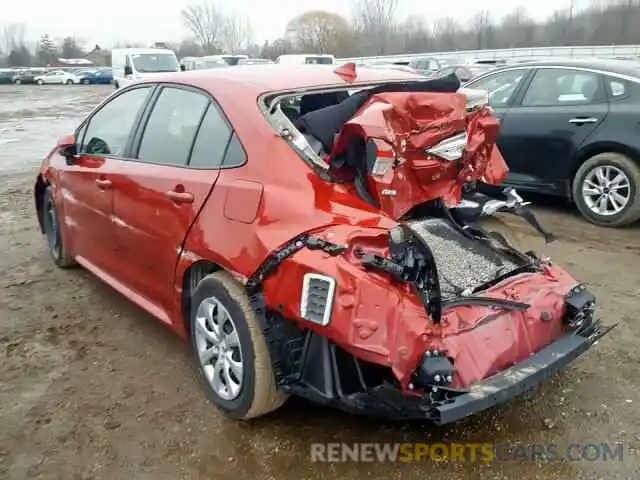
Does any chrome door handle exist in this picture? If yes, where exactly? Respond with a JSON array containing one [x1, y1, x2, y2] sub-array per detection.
[[568, 117, 598, 124]]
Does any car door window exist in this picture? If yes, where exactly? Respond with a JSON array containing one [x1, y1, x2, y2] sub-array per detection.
[[522, 69, 603, 107], [80, 86, 151, 156], [606, 77, 627, 99], [137, 87, 209, 166], [189, 102, 233, 168], [469, 69, 528, 107]]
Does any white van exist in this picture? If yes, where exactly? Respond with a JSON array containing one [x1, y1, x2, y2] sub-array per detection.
[[112, 48, 181, 89], [276, 54, 335, 65]]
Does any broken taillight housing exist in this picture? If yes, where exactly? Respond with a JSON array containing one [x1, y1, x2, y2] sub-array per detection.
[[368, 139, 396, 176], [425, 132, 467, 162]]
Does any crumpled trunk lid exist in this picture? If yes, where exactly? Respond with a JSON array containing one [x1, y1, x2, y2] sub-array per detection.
[[329, 88, 509, 219]]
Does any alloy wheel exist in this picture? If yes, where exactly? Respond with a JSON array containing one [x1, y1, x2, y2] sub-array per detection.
[[581, 165, 631, 217], [194, 296, 244, 401]]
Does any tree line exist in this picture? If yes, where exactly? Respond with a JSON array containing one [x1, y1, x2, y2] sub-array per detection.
[[2, 0, 640, 68]]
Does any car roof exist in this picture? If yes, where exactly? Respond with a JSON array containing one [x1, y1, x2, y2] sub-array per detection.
[[140, 64, 421, 95], [491, 57, 640, 76]]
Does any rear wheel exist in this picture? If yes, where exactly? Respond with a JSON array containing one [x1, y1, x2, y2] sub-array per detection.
[[36, 79, 44, 85], [14, 78, 22, 84], [114, 81, 119, 89], [42, 186, 76, 268], [82, 79, 90, 85], [572, 153, 640, 227], [190, 271, 287, 419], [66, 79, 74, 85]]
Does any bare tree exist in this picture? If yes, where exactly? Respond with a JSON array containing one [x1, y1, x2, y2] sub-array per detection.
[[181, 1, 224, 53], [352, 0, 400, 55], [1, 23, 26, 53], [431, 17, 459, 51], [287, 10, 352, 54], [501, 7, 536, 47], [220, 14, 253, 53], [469, 10, 493, 49]]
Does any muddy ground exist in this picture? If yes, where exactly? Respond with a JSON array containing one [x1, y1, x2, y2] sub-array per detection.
[[0, 84, 639, 480]]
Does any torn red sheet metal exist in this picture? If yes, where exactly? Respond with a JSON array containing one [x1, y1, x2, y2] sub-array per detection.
[[329, 90, 509, 219]]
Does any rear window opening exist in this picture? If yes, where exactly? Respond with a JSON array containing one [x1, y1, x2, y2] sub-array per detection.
[[260, 80, 489, 181]]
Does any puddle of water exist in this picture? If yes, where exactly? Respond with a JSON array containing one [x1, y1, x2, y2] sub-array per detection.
[[0, 85, 111, 175]]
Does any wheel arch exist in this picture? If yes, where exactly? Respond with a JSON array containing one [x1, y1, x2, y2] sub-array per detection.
[[571, 141, 640, 199], [180, 259, 223, 336], [34, 175, 49, 233]]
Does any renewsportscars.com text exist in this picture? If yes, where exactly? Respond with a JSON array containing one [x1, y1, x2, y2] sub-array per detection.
[[310, 442, 625, 463]]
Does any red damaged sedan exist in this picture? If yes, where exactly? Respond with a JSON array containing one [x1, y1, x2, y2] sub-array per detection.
[[34, 64, 613, 424]]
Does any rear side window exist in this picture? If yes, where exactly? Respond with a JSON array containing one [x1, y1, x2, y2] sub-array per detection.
[[222, 133, 247, 168], [137, 87, 209, 166], [189, 103, 233, 168], [80, 86, 151, 156], [468, 69, 529, 107], [606, 77, 627, 98]]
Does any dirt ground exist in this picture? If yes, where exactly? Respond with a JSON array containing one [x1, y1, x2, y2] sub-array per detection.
[[0, 84, 639, 480]]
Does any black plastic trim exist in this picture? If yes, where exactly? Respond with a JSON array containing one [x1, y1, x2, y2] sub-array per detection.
[[433, 326, 613, 425]]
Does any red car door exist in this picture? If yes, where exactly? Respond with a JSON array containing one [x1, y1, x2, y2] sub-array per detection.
[[57, 85, 154, 272], [111, 86, 237, 318]]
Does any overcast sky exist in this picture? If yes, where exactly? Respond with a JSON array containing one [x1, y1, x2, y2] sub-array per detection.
[[4, 0, 578, 48]]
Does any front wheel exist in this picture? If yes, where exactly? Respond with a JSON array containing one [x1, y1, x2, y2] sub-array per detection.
[[42, 186, 76, 268], [190, 271, 288, 419], [14, 78, 22, 84], [114, 81, 119, 89], [82, 79, 90, 85], [572, 153, 640, 227], [66, 79, 74, 85]]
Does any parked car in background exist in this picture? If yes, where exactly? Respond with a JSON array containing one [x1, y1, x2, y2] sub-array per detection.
[[276, 54, 335, 65], [0, 69, 15, 84], [407, 57, 442, 74], [237, 58, 274, 65], [436, 64, 496, 82], [181, 56, 229, 71], [365, 63, 417, 74], [12, 68, 46, 84], [78, 69, 114, 85], [112, 48, 181, 89], [33, 70, 80, 85], [465, 58, 640, 227], [217, 54, 249, 65]]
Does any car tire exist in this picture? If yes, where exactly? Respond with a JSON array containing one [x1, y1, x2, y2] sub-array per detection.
[[66, 79, 73, 85], [14, 79, 22, 85], [572, 153, 640, 227], [36, 79, 44, 85], [190, 271, 288, 420], [114, 81, 119, 89], [42, 186, 76, 268], [82, 79, 90, 85]]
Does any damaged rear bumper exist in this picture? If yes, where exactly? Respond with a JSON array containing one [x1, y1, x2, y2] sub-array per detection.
[[432, 320, 615, 424], [260, 278, 615, 423]]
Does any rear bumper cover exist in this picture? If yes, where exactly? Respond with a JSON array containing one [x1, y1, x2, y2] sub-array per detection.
[[432, 322, 615, 424]]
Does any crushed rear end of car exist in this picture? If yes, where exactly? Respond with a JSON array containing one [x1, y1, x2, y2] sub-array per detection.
[[250, 69, 615, 423]]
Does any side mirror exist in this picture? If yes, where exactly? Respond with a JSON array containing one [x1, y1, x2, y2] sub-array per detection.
[[57, 134, 77, 165], [180, 64, 186, 72], [124, 65, 133, 76]]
